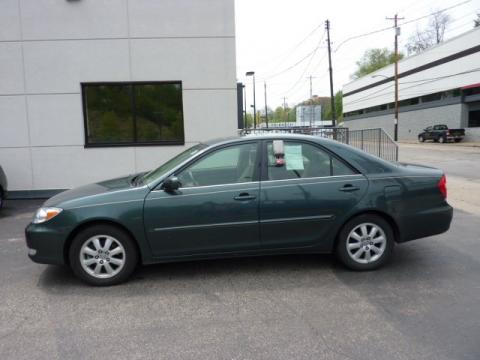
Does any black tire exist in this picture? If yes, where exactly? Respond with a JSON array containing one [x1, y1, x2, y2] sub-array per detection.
[[69, 224, 139, 286], [335, 214, 394, 271], [0, 187, 4, 209], [454, 139, 461, 143], [438, 136, 446, 144], [418, 135, 425, 143]]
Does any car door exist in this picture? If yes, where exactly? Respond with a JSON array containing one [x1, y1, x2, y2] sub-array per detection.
[[424, 126, 433, 140], [259, 139, 368, 251], [144, 141, 261, 258]]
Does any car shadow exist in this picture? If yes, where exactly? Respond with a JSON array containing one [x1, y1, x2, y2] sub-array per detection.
[[37, 253, 340, 295]]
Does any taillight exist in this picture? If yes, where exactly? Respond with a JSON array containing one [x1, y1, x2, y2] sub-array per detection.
[[438, 175, 447, 199]]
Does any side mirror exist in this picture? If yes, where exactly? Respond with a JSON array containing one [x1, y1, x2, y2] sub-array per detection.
[[162, 177, 181, 192]]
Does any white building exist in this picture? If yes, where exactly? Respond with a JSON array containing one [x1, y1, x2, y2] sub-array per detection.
[[0, 0, 237, 197], [343, 28, 480, 141], [295, 105, 325, 126]]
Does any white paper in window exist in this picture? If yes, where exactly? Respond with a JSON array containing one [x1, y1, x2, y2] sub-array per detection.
[[285, 145, 304, 171]]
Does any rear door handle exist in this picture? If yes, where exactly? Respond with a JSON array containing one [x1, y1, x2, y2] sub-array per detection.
[[339, 184, 360, 192], [234, 192, 256, 201]]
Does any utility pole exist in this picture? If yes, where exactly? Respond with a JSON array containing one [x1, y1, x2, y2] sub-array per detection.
[[307, 75, 315, 127], [242, 84, 247, 129], [308, 75, 313, 99], [264, 81, 269, 128], [387, 14, 404, 141], [325, 19, 336, 127], [253, 74, 256, 128], [282, 97, 287, 127]]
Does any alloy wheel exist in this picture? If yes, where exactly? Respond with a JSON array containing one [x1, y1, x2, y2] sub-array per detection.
[[346, 223, 387, 264], [79, 235, 126, 279]]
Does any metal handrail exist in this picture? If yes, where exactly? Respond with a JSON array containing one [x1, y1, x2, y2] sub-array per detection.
[[239, 126, 398, 162]]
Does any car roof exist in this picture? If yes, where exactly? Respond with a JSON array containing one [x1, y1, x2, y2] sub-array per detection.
[[202, 133, 333, 146]]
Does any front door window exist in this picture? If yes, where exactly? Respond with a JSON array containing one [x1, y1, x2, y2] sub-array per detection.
[[177, 142, 258, 187]]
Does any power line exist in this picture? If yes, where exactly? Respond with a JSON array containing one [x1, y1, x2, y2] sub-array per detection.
[[280, 30, 327, 96], [255, 22, 325, 73], [262, 29, 327, 80], [334, 0, 473, 52]]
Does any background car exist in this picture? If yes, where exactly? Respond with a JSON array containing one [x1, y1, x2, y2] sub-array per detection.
[[25, 134, 453, 286], [418, 124, 465, 143], [0, 165, 7, 209]]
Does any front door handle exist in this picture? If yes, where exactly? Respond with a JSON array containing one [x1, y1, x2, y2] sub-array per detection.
[[234, 192, 256, 201], [339, 184, 360, 192]]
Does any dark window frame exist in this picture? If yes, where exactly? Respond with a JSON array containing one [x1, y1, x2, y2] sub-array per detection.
[[81, 81, 185, 148]]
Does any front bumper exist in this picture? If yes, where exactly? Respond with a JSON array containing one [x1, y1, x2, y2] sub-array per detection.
[[25, 223, 67, 265]]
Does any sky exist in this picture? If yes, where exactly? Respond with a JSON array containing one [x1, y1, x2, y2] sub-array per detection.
[[235, 0, 480, 110]]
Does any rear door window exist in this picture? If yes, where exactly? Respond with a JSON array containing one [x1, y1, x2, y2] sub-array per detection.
[[266, 141, 356, 180]]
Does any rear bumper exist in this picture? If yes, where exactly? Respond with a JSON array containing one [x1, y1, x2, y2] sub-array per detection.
[[398, 204, 453, 242], [446, 136, 463, 141], [25, 223, 67, 265]]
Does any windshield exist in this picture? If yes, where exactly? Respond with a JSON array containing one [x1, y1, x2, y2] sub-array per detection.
[[140, 143, 208, 185]]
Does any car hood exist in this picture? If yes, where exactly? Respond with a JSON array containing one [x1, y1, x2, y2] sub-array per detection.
[[44, 174, 145, 208]]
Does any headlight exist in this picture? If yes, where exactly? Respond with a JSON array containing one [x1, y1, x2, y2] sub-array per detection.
[[33, 207, 63, 224]]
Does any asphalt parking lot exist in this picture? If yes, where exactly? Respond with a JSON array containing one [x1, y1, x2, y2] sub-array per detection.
[[1, 143, 480, 360]]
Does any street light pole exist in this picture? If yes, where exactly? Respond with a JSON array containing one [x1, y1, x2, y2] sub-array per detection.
[[242, 84, 247, 129], [246, 71, 256, 129]]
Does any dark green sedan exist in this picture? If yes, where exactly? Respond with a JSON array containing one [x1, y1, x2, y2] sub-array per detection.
[[26, 134, 453, 286]]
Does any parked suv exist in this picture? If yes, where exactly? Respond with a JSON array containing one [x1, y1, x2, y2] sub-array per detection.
[[0, 165, 7, 209], [418, 124, 465, 143]]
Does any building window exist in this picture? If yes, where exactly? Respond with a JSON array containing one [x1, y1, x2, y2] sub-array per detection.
[[469, 110, 480, 127], [82, 82, 184, 147]]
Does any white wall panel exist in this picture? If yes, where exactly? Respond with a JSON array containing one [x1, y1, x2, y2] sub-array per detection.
[[20, 0, 128, 40], [128, 0, 234, 38], [0, 43, 24, 95], [0, 96, 29, 148], [183, 89, 238, 143], [27, 94, 84, 147], [0, 148, 33, 190], [0, 0, 21, 41], [130, 38, 236, 89], [23, 39, 130, 94], [31, 146, 135, 189]]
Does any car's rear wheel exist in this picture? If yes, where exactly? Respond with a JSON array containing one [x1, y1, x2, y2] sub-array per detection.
[[438, 135, 446, 143], [336, 214, 394, 271], [69, 224, 138, 286], [418, 135, 425, 143]]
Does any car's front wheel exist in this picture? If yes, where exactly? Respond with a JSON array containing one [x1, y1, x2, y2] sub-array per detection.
[[336, 214, 394, 271], [438, 135, 446, 143], [69, 224, 138, 286], [418, 135, 425, 143]]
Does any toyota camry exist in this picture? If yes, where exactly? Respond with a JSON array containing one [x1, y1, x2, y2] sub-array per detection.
[[25, 134, 453, 285]]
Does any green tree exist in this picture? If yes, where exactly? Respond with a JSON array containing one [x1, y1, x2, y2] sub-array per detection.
[[324, 91, 343, 122], [352, 48, 403, 79]]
